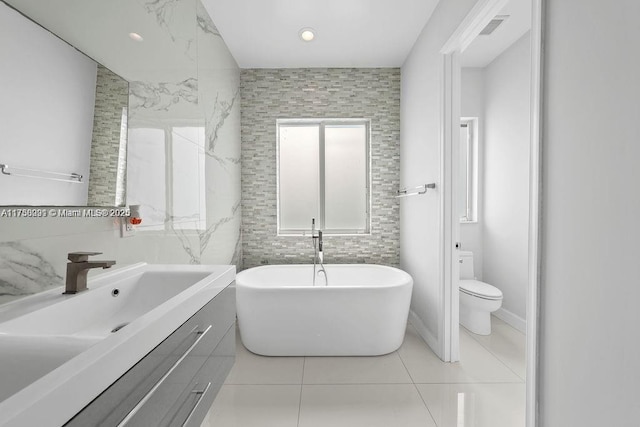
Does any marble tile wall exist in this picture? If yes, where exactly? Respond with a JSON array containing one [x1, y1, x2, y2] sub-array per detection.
[[124, 0, 240, 267], [195, 0, 241, 267], [0, 0, 240, 305], [241, 68, 401, 269], [0, 218, 119, 306]]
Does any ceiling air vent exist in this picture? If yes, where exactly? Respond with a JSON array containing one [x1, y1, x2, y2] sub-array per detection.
[[479, 15, 509, 35]]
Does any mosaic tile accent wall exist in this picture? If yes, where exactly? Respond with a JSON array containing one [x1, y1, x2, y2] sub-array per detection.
[[241, 68, 400, 268], [87, 65, 128, 206]]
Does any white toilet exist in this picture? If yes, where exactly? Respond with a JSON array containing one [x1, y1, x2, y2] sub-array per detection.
[[459, 251, 503, 335]]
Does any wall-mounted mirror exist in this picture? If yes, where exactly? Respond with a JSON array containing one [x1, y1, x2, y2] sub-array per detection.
[[0, 0, 200, 206], [0, 1, 129, 206]]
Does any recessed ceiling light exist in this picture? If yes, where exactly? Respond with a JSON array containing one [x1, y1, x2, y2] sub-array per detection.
[[128, 32, 144, 42], [299, 28, 315, 42]]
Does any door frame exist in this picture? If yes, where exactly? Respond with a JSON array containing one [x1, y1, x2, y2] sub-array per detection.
[[438, 0, 543, 426]]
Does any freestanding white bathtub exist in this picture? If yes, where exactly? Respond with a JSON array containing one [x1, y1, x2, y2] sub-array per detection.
[[236, 264, 413, 356]]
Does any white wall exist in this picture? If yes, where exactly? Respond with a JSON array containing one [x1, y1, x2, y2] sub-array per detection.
[[541, 0, 640, 425], [0, 2, 96, 205], [400, 0, 478, 355], [399, 0, 640, 422], [482, 32, 530, 323], [460, 67, 485, 280]]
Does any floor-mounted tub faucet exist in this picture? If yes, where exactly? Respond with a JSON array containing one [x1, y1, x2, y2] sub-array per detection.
[[64, 252, 115, 294], [311, 219, 328, 286], [311, 218, 322, 261], [317, 230, 324, 263]]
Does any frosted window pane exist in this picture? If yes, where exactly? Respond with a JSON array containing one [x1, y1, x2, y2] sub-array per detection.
[[279, 125, 320, 230], [324, 125, 367, 230], [172, 127, 205, 230], [127, 128, 165, 230], [459, 125, 469, 220]]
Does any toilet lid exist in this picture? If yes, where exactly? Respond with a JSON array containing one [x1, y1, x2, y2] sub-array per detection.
[[459, 279, 503, 300]]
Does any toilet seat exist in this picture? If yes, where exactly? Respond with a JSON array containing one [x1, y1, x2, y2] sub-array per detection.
[[459, 279, 503, 300]]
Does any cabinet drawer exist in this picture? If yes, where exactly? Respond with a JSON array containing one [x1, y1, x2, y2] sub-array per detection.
[[65, 284, 235, 427], [152, 321, 235, 427]]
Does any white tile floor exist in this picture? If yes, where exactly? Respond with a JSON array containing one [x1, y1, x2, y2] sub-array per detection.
[[201, 316, 526, 427]]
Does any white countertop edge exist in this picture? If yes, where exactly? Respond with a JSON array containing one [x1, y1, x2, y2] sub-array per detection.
[[0, 263, 236, 427]]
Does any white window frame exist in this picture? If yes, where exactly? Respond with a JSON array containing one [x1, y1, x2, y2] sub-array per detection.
[[460, 117, 478, 223], [276, 118, 371, 236]]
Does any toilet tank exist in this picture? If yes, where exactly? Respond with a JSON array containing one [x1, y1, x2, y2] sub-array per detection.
[[459, 251, 475, 279]]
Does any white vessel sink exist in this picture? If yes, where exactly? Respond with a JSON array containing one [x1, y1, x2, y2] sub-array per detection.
[[0, 263, 235, 427]]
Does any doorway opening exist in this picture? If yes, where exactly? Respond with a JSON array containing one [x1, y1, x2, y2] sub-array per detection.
[[439, 0, 543, 426]]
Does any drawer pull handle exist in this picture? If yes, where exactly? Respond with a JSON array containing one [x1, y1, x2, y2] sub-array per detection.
[[182, 382, 212, 427], [117, 325, 213, 426]]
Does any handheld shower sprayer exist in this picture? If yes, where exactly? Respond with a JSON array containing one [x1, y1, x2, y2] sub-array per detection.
[[310, 218, 328, 285]]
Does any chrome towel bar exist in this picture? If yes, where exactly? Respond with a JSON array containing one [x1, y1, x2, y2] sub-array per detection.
[[396, 183, 436, 198], [1, 163, 83, 183]]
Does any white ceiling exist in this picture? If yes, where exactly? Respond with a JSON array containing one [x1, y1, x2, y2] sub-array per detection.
[[460, 0, 531, 68], [201, 0, 440, 68], [3, 0, 197, 82]]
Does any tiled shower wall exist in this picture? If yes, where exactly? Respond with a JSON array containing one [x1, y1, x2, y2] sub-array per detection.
[[0, 1, 240, 305], [241, 68, 400, 268]]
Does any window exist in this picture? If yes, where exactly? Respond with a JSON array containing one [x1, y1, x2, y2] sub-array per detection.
[[127, 125, 206, 231], [459, 118, 478, 222], [277, 119, 370, 235]]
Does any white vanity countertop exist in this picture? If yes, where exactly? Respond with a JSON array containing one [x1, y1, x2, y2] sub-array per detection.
[[0, 263, 235, 427]]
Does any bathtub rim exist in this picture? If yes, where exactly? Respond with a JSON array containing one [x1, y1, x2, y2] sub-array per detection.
[[236, 263, 413, 290]]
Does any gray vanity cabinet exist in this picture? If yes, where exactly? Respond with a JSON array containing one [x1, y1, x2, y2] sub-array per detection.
[[65, 283, 236, 427]]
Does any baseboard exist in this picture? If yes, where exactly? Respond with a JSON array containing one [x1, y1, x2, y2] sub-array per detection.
[[408, 310, 441, 358], [494, 307, 526, 334]]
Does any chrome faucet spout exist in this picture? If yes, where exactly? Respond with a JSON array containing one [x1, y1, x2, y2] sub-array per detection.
[[64, 252, 116, 294]]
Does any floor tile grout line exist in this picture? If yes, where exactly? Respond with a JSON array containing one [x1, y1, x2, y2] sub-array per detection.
[[412, 382, 440, 427], [297, 382, 423, 386], [296, 357, 306, 427], [463, 322, 510, 348], [396, 347, 418, 384], [223, 383, 300, 387], [463, 320, 523, 350], [224, 380, 524, 386], [413, 381, 526, 385], [462, 324, 526, 381], [397, 346, 440, 427]]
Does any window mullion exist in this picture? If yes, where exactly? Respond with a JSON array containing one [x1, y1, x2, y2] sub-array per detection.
[[466, 123, 473, 220], [319, 123, 326, 230]]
